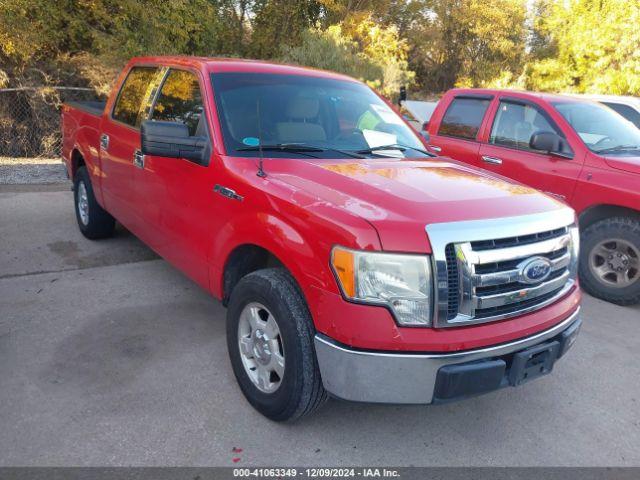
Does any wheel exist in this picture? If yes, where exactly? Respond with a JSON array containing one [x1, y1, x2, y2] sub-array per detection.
[[579, 216, 640, 305], [226, 268, 327, 421], [73, 166, 115, 239]]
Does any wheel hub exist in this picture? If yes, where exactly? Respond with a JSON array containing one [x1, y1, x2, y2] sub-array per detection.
[[590, 238, 639, 288], [608, 252, 630, 272], [252, 329, 272, 365]]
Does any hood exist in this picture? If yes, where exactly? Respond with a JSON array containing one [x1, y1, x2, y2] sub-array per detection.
[[603, 155, 640, 175], [266, 157, 568, 253]]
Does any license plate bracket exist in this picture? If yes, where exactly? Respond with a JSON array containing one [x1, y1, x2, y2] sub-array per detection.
[[508, 341, 560, 386]]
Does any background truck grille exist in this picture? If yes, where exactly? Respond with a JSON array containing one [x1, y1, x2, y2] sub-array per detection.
[[440, 225, 578, 327]]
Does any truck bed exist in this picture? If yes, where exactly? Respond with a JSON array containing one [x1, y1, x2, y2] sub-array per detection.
[[64, 101, 106, 117]]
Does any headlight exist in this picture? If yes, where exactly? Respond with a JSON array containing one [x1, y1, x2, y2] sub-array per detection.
[[331, 247, 433, 327]]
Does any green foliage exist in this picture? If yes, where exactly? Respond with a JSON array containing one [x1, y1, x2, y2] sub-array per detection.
[[0, 0, 638, 97], [524, 0, 640, 95], [281, 25, 383, 84], [282, 18, 414, 98], [250, 0, 324, 58], [392, 0, 527, 92], [0, 0, 237, 87]]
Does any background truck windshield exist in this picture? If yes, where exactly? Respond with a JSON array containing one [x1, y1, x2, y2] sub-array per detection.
[[211, 72, 428, 158], [554, 101, 640, 154]]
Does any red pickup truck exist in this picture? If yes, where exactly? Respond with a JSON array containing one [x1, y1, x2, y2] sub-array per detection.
[[62, 57, 581, 421], [424, 89, 640, 305]]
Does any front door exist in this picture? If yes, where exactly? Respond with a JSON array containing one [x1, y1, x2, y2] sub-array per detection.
[[478, 99, 583, 202], [134, 68, 214, 290]]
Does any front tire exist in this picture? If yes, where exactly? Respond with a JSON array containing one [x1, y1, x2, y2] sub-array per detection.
[[226, 268, 327, 421], [73, 166, 115, 239], [579, 216, 640, 305]]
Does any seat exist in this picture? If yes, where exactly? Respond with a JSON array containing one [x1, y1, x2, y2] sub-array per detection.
[[276, 96, 327, 143]]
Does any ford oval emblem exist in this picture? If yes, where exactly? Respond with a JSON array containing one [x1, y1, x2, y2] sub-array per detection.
[[518, 257, 552, 284]]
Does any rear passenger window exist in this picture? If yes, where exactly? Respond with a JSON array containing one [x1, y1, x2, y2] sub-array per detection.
[[151, 69, 204, 136], [438, 97, 491, 140], [112, 67, 158, 127]]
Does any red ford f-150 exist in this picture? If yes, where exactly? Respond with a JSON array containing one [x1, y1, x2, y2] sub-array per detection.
[[62, 57, 581, 421], [423, 89, 640, 305]]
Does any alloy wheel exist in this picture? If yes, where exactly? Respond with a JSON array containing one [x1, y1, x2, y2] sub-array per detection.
[[237, 302, 285, 393], [589, 238, 639, 288], [77, 181, 89, 226]]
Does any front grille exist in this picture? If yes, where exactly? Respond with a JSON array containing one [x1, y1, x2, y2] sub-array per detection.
[[445, 244, 459, 320], [470, 227, 567, 251], [474, 247, 568, 275], [474, 288, 564, 319], [475, 268, 566, 296], [441, 224, 577, 327]]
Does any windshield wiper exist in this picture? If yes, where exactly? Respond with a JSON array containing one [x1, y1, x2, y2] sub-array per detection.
[[355, 143, 435, 157], [595, 144, 640, 154], [237, 143, 321, 157], [237, 143, 365, 159]]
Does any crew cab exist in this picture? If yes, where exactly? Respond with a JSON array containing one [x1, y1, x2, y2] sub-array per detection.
[[424, 89, 640, 305], [62, 57, 581, 421]]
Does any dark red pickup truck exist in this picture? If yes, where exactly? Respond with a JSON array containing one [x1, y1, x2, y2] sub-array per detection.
[[424, 89, 640, 305], [62, 57, 581, 421]]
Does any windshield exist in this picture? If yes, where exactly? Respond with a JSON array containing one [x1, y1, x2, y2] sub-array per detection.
[[553, 101, 640, 154], [211, 72, 429, 159]]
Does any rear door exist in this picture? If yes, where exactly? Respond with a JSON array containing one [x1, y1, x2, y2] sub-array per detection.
[[427, 95, 493, 165], [134, 67, 213, 289], [478, 98, 582, 201], [100, 65, 160, 229]]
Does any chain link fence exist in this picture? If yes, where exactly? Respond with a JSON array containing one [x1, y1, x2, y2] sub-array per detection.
[[0, 87, 100, 159]]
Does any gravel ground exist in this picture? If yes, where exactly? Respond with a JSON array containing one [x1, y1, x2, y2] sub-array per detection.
[[0, 157, 69, 185]]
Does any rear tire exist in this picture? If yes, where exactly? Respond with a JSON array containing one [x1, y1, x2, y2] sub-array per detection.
[[579, 216, 640, 305], [73, 166, 115, 239], [226, 268, 327, 421]]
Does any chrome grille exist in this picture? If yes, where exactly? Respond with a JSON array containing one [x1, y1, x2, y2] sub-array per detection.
[[426, 209, 579, 328]]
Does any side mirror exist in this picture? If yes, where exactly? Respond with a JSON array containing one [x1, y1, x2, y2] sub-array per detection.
[[141, 120, 208, 164], [421, 121, 430, 143], [529, 131, 573, 159]]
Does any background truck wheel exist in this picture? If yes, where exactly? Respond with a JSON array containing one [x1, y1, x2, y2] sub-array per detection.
[[226, 268, 327, 421], [579, 216, 640, 305], [73, 166, 115, 239]]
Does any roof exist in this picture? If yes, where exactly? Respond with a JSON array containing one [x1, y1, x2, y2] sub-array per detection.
[[126, 55, 358, 82], [446, 88, 595, 104]]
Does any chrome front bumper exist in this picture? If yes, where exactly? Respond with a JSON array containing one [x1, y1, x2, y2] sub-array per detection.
[[314, 307, 581, 404]]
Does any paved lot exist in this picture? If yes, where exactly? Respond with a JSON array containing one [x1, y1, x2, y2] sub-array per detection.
[[1, 185, 639, 467]]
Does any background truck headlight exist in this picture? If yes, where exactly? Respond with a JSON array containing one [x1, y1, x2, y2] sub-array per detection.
[[331, 247, 433, 326]]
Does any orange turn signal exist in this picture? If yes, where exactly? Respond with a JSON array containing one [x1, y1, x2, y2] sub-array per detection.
[[331, 247, 356, 297]]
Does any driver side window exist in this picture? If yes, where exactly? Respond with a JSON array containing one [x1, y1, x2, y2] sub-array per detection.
[[151, 69, 204, 136], [490, 101, 560, 152]]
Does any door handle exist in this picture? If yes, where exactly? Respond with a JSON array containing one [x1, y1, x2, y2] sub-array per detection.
[[133, 150, 145, 169], [482, 155, 503, 165], [100, 134, 109, 151], [429, 145, 442, 152]]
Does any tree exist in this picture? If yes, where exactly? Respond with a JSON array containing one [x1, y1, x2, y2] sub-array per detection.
[[281, 18, 414, 99], [524, 0, 640, 95], [391, 0, 527, 92], [250, 0, 325, 58]]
